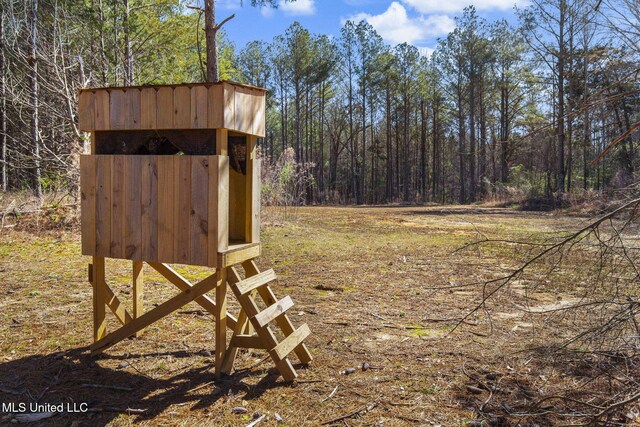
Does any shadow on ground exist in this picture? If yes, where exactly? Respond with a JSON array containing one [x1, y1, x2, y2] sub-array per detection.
[[0, 347, 292, 425]]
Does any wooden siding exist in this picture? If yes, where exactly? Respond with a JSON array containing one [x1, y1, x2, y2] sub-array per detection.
[[80, 155, 228, 266], [78, 82, 266, 137]]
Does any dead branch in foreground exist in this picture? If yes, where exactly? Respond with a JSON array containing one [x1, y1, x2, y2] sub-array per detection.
[[456, 197, 640, 425]]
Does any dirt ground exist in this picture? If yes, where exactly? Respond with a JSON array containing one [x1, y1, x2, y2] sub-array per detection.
[[0, 205, 632, 426]]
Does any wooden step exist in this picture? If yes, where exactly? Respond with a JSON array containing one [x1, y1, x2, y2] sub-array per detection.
[[235, 269, 276, 296], [253, 296, 294, 328], [271, 323, 311, 361], [229, 334, 265, 349]]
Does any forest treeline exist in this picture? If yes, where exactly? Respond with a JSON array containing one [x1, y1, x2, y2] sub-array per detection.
[[0, 0, 639, 205]]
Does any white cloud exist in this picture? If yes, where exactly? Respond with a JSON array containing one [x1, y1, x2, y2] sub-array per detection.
[[260, 5, 274, 17], [218, 0, 242, 10], [401, 0, 529, 14], [347, 2, 454, 45], [279, 0, 316, 16]]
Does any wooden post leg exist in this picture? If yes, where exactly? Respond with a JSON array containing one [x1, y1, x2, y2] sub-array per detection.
[[92, 256, 107, 342], [132, 261, 144, 337], [221, 289, 257, 375], [215, 267, 228, 377]]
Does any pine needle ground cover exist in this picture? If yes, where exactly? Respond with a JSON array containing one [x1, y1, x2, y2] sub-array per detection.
[[0, 206, 629, 426]]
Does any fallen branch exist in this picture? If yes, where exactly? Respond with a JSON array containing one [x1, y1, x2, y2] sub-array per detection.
[[245, 414, 266, 427], [321, 402, 377, 425], [88, 407, 147, 415], [321, 385, 338, 402]]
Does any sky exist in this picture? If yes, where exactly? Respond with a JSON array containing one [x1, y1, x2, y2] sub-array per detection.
[[215, 0, 530, 55]]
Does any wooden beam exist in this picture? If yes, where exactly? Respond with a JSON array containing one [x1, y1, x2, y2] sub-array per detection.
[[218, 243, 261, 268], [209, 155, 229, 264], [243, 260, 312, 365], [146, 262, 237, 329], [272, 324, 311, 362], [235, 269, 276, 296], [221, 289, 257, 374], [215, 128, 228, 156], [91, 273, 218, 355], [221, 306, 249, 374], [215, 267, 228, 377], [253, 296, 294, 329], [227, 267, 297, 381], [245, 136, 260, 243], [229, 334, 265, 350], [103, 282, 133, 326], [92, 256, 107, 342], [132, 261, 144, 337], [80, 155, 96, 256]]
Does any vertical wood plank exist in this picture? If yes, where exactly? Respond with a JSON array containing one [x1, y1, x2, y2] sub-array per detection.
[[140, 88, 157, 129], [255, 91, 266, 137], [234, 87, 251, 133], [141, 156, 158, 262], [223, 83, 235, 130], [228, 168, 246, 242], [125, 89, 141, 129], [78, 91, 95, 131], [215, 266, 227, 377], [190, 157, 209, 266], [157, 156, 175, 262], [94, 90, 110, 131], [109, 89, 126, 130], [191, 85, 208, 129], [132, 260, 144, 337], [93, 256, 107, 341], [80, 155, 97, 256], [124, 156, 142, 260], [215, 128, 228, 156], [90, 132, 96, 155], [95, 156, 112, 257], [208, 84, 224, 128], [250, 158, 261, 243], [174, 86, 191, 129], [245, 136, 255, 242], [174, 156, 191, 264], [110, 156, 125, 259], [156, 87, 174, 129], [209, 156, 229, 266]]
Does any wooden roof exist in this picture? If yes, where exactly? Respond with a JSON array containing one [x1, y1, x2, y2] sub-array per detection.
[[78, 81, 266, 137], [78, 79, 268, 93]]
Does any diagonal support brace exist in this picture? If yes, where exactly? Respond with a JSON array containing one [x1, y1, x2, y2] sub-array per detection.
[[90, 273, 218, 355], [147, 262, 237, 329]]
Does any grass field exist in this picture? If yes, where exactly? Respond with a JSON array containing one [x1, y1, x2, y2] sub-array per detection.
[[0, 205, 627, 426]]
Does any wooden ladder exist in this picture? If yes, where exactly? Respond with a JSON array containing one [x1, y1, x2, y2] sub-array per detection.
[[221, 259, 312, 381]]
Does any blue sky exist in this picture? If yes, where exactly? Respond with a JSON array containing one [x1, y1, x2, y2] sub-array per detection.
[[214, 0, 529, 55]]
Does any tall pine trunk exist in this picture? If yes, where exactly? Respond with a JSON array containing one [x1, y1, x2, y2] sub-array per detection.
[[1, 10, 6, 191], [204, 0, 218, 82], [359, 83, 366, 205], [319, 83, 325, 201], [30, 0, 42, 199], [556, 0, 566, 194], [420, 99, 427, 199], [123, 0, 133, 85], [469, 76, 477, 202], [385, 81, 393, 202], [457, 79, 466, 204]]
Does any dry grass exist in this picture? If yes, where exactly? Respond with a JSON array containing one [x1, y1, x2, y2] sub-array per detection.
[[0, 205, 631, 426]]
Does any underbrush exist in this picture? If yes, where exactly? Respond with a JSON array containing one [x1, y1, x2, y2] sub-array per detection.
[[0, 190, 79, 232]]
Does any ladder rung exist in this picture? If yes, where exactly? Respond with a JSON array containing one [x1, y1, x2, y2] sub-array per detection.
[[235, 269, 277, 296], [272, 323, 311, 361], [253, 296, 294, 328], [229, 334, 265, 349]]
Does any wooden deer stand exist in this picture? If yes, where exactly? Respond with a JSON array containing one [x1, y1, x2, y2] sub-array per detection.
[[78, 81, 311, 381]]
